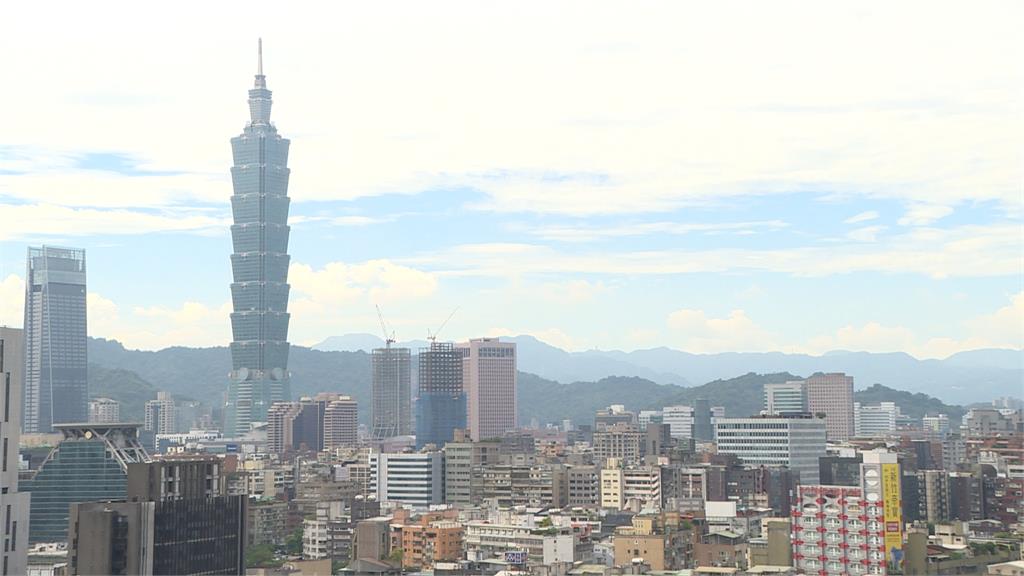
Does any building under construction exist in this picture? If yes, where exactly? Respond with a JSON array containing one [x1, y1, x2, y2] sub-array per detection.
[[416, 341, 466, 449], [371, 346, 412, 439]]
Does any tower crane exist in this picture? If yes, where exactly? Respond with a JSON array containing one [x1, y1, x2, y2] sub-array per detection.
[[427, 307, 459, 343], [376, 304, 396, 349]]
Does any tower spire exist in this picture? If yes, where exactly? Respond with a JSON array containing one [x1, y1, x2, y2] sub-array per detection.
[[258, 38, 263, 76]]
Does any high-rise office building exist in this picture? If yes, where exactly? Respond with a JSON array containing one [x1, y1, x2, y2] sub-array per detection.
[[371, 346, 412, 439], [0, 328, 30, 575], [225, 40, 293, 437], [714, 415, 827, 484], [145, 391, 176, 435], [89, 397, 121, 424], [662, 405, 695, 439], [458, 338, 517, 441], [268, 393, 359, 454], [922, 414, 950, 437], [855, 402, 899, 437], [69, 456, 246, 575], [369, 451, 444, 508], [23, 245, 88, 433], [693, 398, 713, 441], [22, 423, 150, 543], [416, 341, 466, 449], [804, 372, 855, 442], [764, 381, 807, 415], [323, 394, 358, 449]]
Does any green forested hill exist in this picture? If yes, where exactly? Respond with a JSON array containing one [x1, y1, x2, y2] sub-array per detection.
[[87, 338, 966, 428]]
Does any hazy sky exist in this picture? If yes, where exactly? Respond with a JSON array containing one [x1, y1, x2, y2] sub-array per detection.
[[0, 1, 1021, 357]]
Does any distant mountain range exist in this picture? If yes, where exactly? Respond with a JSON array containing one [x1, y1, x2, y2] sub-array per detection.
[[87, 337, 971, 427], [314, 333, 1023, 404]]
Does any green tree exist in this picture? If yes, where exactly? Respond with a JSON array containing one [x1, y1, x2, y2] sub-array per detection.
[[285, 527, 303, 555], [246, 544, 282, 568], [386, 548, 404, 564]]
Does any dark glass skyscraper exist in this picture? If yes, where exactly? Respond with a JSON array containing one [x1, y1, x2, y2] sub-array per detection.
[[416, 341, 465, 449], [225, 41, 293, 437], [23, 246, 88, 433]]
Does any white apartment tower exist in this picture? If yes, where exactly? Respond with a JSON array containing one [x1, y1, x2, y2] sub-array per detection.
[[458, 338, 517, 441], [89, 397, 121, 424], [144, 391, 176, 435], [0, 328, 30, 576]]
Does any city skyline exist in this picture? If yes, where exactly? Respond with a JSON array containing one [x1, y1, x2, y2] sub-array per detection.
[[0, 3, 1021, 359]]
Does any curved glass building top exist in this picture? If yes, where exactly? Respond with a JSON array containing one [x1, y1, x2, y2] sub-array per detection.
[[226, 40, 292, 436]]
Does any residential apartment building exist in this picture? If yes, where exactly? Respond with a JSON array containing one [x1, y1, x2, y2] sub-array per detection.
[[791, 485, 887, 575], [89, 397, 121, 424], [144, 391, 176, 435]]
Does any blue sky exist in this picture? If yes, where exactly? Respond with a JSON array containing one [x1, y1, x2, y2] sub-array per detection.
[[0, 1, 1021, 356]]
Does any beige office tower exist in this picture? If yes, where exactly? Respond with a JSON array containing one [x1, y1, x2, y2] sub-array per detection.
[[804, 372, 855, 442], [322, 394, 358, 449], [457, 338, 517, 441], [0, 328, 30, 576]]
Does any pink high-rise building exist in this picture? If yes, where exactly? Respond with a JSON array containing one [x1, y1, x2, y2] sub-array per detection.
[[457, 338, 517, 441], [805, 373, 855, 442]]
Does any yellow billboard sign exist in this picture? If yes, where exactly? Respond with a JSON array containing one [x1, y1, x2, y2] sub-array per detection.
[[882, 463, 902, 562]]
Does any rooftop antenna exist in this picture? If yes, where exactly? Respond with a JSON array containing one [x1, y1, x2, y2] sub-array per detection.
[[427, 307, 460, 343], [376, 304, 396, 349], [258, 38, 263, 76]]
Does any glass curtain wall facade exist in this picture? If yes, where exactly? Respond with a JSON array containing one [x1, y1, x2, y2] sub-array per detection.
[[225, 41, 293, 437], [23, 246, 87, 433], [23, 424, 150, 543], [416, 341, 466, 449]]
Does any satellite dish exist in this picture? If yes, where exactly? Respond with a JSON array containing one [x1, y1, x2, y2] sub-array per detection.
[[271, 367, 284, 381], [237, 367, 249, 381]]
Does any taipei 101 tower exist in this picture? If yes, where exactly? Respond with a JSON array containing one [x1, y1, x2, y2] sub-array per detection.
[[225, 40, 293, 437]]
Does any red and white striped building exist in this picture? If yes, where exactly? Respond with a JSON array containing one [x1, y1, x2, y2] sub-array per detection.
[[791, 485, 889, 575]]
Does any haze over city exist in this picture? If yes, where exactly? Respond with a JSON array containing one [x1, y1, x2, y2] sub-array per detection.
[[1, 2, 1021, 359]]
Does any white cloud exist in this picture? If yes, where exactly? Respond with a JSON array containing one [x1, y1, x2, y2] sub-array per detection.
[[965, 291, 1024, 348], [525, 220, 789, 242], [539, 279, 609, 304], [801, 291, 1024, 358], [419, 223, 1019, 279], [0, 2, 1019, 219], [0, 275, 24, 327], [846, 225, 886, 242], [804, 322, 918, 355], [288, 260, 439, 344], [898, 204, 954, 226], [0, 203, 226, 241], [844, 211, 880, 224], [666, 308, 777, 353]]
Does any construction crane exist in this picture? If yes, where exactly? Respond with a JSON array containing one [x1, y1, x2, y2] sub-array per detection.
[[375, 304, 396, 349], [427, 307, 459, 343]]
